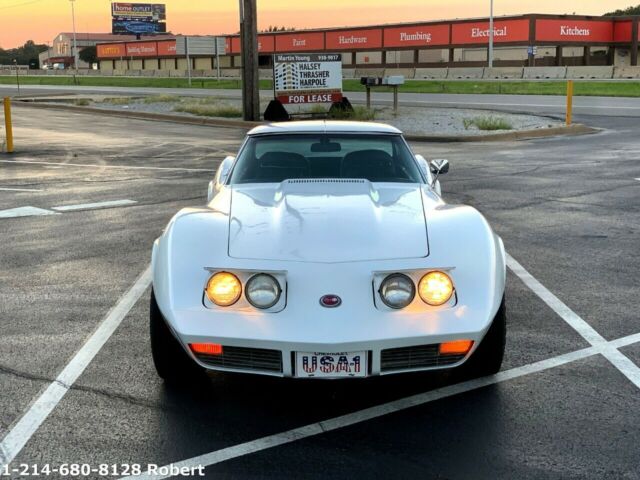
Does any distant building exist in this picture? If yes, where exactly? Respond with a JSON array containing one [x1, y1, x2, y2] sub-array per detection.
[[39, 32, 139, 69]]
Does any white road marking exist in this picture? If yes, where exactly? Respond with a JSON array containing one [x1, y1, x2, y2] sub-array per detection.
[[52, 199, 137, 212], [635, 178, 640, 181], [0, 206, 57, 218], [506, 253, 640, 388], [122, 338, 640, 480], [0, 266, 152, 470], [0, 159, 212, 173], [0, 187, 43, 192]]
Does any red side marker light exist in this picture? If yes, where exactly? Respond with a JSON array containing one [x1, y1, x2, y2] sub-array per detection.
[[439, 340, 473, 355], [190, 343, 223, 355]]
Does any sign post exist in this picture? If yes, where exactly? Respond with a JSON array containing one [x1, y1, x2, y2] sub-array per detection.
[[566, 80, 574, 125]]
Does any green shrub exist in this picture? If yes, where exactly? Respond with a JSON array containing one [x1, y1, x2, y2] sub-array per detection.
[[73, 98, 90, 106]]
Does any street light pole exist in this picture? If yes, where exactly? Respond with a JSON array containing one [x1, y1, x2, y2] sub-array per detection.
[[69, 0, 79, 73], [488, 0, 494, 68]]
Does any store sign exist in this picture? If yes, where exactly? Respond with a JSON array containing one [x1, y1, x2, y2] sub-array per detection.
[[125, 42, 158, 57], [452, 19, 529, 44], [536, 20, 613, 42], [275, 32, 324, 52], [274, 53, 342, 104], [97, 43, 126, 58], [325, 29, 382, 50], [383, 24, 450, 47], [157, 40, 177, 56]]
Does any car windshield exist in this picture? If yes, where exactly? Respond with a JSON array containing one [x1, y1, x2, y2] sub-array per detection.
[[228, 134, 424, 184]]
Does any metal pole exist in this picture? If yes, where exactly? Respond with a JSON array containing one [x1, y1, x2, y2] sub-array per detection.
[[185, 36, 192, 87], [70, 0, 79, 74], [3, 97, 14, 153], [13, 60, 20, 95], [488, 0, 494, 68]]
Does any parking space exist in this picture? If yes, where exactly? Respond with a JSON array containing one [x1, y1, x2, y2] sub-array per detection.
[[0, 106, 639, 479]]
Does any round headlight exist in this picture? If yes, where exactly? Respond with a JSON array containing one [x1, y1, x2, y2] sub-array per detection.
[[246, 273, 281, 309], [418, 271, 454, 306], [379, 273, 415, 309], [205, 272, 242, 307]]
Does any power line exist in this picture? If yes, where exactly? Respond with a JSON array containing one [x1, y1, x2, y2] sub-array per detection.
[[0, 0, 46, 11]]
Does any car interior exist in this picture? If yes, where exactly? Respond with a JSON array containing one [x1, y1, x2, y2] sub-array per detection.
[[237, 148, 420, 183]]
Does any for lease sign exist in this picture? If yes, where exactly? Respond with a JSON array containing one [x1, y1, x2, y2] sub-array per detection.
[[274, 53, 343, 104]]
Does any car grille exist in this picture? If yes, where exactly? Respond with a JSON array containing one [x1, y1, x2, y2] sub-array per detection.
[[380, 344, 466, 372], [286, 179, 366, 184], [194, 346, 283, 373]]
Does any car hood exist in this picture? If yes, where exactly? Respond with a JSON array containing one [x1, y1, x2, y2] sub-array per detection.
[[227, 180, 433, 263]]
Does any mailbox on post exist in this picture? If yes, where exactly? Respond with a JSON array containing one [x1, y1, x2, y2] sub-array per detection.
[[360, 75, 405, 113]]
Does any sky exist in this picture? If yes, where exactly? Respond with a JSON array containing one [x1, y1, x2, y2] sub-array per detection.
[[0, 0, 636, 48]]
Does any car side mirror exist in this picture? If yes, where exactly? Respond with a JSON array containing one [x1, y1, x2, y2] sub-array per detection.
[[208, 155, 235, 202], [430, 159, 449, 175]]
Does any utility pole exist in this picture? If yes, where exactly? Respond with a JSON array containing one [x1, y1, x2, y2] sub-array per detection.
[[488, 0, 494, 68], [240, 0, 259, 121], [69, 0, 79, 73]]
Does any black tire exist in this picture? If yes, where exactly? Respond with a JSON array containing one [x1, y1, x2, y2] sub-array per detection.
[[150, 289, 206, 384], [461, 296, 506, 378]]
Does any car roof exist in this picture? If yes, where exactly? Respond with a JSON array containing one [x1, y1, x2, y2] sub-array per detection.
[[248, 121, 403, 136]]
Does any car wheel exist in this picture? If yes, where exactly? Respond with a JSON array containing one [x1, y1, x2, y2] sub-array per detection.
[[150, 289, 206, 384], [461, 296, 506, 379]]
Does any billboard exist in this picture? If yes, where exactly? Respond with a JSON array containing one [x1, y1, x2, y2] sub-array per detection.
[[274, 53, 342, 104], [112, 3, 166, 35], [112, 3, 166, 20]]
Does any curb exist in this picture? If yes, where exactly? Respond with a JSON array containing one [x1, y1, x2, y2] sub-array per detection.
[[14, 100, 599, 141]]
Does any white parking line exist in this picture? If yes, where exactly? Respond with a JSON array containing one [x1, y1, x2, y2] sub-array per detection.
[[0, 160, 212, 173], [0, 266, 152, 470], [506, 254, 640, 388], [121, 338, 640, 480], [52, 199, 137, 212], [0, 187, 43, 192], [0, 206, 57, 218]]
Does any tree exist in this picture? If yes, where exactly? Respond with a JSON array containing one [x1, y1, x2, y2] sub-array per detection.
[[605, 4, 640, 15], [261, 26, 295, 32], [0, 40, 47, 67], [79, 46, 97, 65]]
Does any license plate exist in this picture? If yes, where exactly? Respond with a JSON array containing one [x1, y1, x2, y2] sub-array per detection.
[[295, 351, 367, 378]]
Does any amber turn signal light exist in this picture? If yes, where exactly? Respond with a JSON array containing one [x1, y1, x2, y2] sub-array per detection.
[[439, 340, 473, 355], [190, 343, 224, 355]]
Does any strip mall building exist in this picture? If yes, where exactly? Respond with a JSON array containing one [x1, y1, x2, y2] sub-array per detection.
[[95, 14, 640, 75]]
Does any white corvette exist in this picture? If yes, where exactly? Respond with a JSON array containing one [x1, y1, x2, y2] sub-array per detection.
[[150, 121, 506, 382]]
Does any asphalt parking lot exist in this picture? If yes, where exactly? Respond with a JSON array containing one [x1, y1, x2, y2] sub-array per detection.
[[1, 105, 639, 479]]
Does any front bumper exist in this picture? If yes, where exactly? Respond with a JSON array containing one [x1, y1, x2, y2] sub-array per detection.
[[166, 305, 495, 378]]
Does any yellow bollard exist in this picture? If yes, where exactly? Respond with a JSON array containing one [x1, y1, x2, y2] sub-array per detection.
[[566, 80, 574, 126], [3, 97, 14, 153]]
